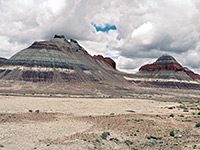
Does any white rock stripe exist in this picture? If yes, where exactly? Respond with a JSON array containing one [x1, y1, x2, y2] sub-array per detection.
[[124, 76, 200, 84], [0, 65, 74, 73]]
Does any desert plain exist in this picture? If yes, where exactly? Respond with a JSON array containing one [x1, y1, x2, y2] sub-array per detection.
[[0, 89, 199, 150]]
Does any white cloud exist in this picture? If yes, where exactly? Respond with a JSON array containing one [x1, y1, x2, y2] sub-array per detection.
[[116, 56, 155, 73], [45, 0, 66, 14], [0, 36, 27, 58], [0, 0, 200, 73], [131, 22, 153, 38]]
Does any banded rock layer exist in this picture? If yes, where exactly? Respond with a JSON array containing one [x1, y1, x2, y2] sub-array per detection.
[[124, 55, 200, 89], [0, 35, 126, 85]]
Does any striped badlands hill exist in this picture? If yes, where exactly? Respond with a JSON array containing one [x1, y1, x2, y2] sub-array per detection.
[[123, 54, 200, 89], [0, 35, 127, 86]]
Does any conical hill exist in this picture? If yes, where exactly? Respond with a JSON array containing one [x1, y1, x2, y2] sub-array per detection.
[[0, 35, 127, 85], [123, 54, 200, 89]]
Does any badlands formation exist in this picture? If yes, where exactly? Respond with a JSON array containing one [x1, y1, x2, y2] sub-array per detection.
[[124, 54, 200, 89], [0, 35, 200, 93], [0, 36, 199, 150]]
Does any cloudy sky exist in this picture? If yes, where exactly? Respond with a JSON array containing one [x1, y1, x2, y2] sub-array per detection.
[[0, 0, 200, 73]]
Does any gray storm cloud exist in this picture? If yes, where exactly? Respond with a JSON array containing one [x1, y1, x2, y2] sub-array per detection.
[[0, 0, 200, 73]]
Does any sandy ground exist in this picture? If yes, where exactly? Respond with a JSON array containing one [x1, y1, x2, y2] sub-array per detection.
[[0, 119, 91, 150], [0, 96, 199, 150], [0, 96, 180, 115]]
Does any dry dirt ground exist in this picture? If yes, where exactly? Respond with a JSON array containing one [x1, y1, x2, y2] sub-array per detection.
[[0, 96, 199, 150]]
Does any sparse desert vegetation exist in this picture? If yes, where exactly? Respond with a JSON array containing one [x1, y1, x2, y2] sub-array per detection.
[[0, 95, 199, 149]]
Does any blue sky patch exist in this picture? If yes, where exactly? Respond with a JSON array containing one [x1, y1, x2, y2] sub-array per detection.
[[92, 23, 117, 33]]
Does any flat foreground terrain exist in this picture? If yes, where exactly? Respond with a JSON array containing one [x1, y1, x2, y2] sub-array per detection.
[[0, 96, 199, 150]]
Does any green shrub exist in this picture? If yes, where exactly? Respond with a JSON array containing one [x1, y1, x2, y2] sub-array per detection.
[[124, 140, 133, 146], [197, 112, 200, 115], [195, 123, 200, 127], [109, 138, 119, 143], [29, 110, 33, 112], [146, 136, 162, 140], [131, 147, 138, 150], [182, 120, 192, 122], [169, 114, 174, 118], [95, 138, 101, 143], [193, 145, 197, 149], [134, 119, 144, 122], [35, 110, 40, 113], [170, 131, 175, 137], [101, 132, 110, 140], [152, 140, 157, 145], [136, 130, 140, 132]]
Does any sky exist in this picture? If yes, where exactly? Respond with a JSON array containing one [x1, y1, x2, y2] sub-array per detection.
[[0, 0, 200, 73]]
